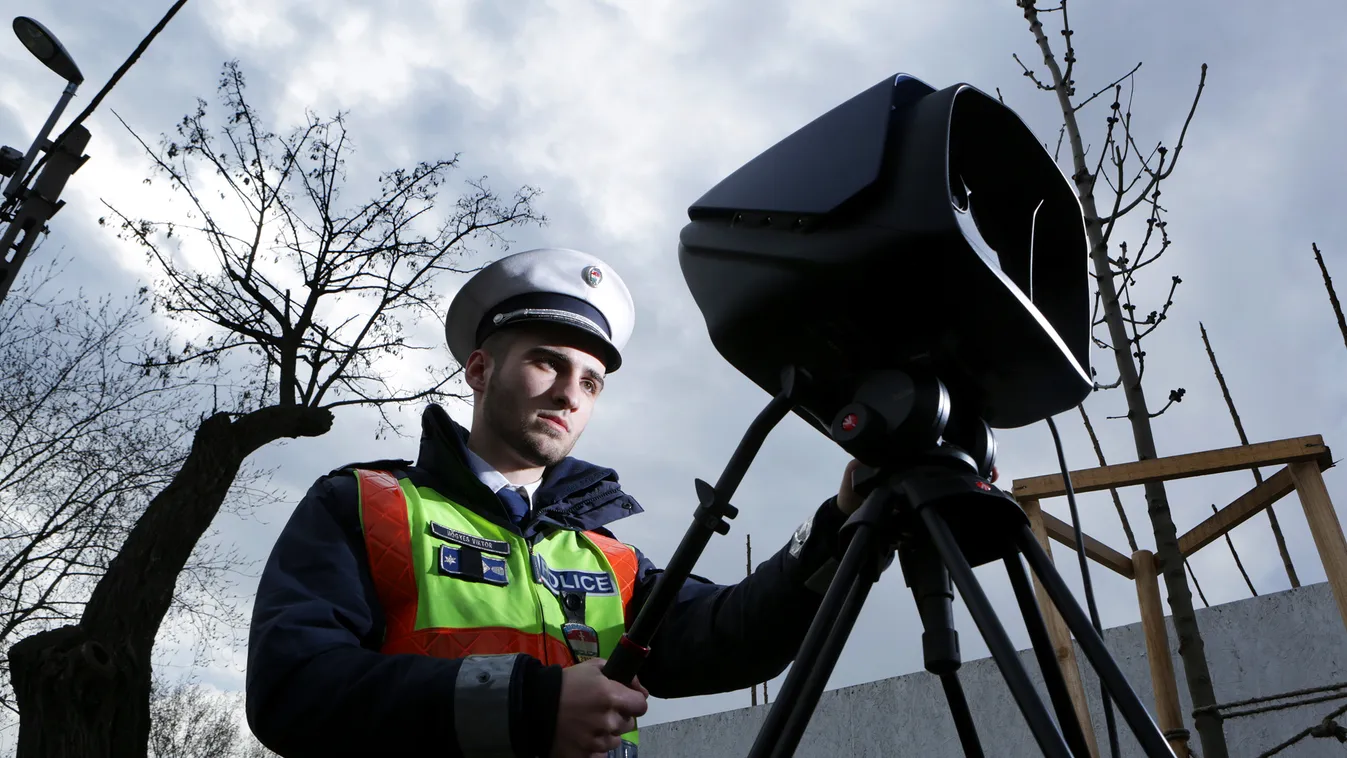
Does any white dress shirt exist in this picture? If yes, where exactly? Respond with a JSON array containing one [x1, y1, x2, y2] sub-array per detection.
[[463, 445, 543, 506]]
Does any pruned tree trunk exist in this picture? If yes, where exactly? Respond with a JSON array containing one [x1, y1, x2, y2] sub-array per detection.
[[1017, 4, 1227, 756], [1208, 502, 1257, 596], [1078, 403, 1138, 552], [9, 405, 332, 758], [1200, 321, 1299, 587], [1313, 243, 1347, 353]]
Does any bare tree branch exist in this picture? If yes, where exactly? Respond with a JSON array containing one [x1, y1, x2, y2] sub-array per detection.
[[1073, 62, 1143, 114], [1101, 64, 1208, 224]]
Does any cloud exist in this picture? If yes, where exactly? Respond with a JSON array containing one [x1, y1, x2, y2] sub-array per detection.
[[2, 0, 1346, 740]]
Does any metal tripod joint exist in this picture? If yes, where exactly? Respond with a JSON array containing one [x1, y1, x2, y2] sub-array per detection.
[[836, 482, 901, 582]]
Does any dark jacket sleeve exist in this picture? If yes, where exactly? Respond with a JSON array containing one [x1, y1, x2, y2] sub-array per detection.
[[245, 472, 563, 758], [625, 497, 851, 699]]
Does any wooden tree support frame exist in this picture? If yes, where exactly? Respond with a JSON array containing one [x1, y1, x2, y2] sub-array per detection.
[[1011, 435, 1339, 758]]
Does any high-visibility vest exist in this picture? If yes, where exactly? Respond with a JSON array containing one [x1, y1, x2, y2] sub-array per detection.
[[355, 468, 641, 754]]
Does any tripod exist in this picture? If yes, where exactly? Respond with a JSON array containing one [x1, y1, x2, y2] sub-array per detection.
[[603, 366, 1178, 757]]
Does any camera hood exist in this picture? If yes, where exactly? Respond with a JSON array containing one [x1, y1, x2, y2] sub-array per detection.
[[678, 73, 1092, 431]]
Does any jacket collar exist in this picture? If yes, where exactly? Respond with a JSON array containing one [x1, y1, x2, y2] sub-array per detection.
[[415, 403, 643, 537]]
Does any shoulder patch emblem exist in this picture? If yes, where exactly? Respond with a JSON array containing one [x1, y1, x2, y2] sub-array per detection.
[[439, 544, 509, 586]]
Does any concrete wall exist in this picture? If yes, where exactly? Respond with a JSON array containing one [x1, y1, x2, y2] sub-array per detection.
[[641, 582, 1347, 757]]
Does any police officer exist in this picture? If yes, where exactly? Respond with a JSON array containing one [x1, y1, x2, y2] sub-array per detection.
[[245, 248, 865, 758]]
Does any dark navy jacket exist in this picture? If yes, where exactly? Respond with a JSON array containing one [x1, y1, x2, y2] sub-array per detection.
[[246, 403, 847, 757]]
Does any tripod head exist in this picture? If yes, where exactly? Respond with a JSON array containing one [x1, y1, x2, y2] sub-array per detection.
[[827, 367, 1026, 569]]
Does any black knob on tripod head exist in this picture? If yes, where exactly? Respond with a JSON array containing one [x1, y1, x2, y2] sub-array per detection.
[[940, 410, 997, 480], [831, 402, 881, 446], [828, 370, 949, 464]]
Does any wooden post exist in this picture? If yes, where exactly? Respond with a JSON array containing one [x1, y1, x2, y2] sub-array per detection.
[[1133, 549, 1190, 757], [1290, 461, 1347, 631], [1023, 499, 1100, 758]]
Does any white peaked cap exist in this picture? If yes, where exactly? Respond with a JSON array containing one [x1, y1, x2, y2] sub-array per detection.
[[445, 248, 636, 371]]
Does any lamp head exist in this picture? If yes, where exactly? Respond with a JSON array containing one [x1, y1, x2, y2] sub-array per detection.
[[13, 17, 83, 85]]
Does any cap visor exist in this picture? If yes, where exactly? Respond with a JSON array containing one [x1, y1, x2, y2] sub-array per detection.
[[492, 314, 622, 371]]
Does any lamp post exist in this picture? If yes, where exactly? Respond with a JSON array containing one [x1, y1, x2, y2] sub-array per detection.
[[0, 16, 88, 306], [2, 17, 84, 203]]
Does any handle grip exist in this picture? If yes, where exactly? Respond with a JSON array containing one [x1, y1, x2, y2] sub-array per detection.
[[601, 635, 650, 685]]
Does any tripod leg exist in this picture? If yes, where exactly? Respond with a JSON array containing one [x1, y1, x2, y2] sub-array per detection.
[[940, 673, 986, 758], [901, 535, 986, 757], [747, 518, 883, 758], [768, 560, 876, 758], [1004, 554, 1095, 758], [1016, 525, 1177, 758], [920, 508, 1074, 758]]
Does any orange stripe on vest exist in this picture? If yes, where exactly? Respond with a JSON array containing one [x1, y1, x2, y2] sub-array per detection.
[[585, 530, 639, 613], [358, 469, 422, 648], [386, 625, 574, 662]]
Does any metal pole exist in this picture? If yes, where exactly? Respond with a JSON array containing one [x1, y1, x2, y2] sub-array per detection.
[[0, 123, 90, 306], [2, 80, 79, 203]]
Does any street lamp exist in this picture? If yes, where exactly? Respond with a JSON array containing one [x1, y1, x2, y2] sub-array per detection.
[[2, 16, 84, 203], [0, 16, 89, 307]]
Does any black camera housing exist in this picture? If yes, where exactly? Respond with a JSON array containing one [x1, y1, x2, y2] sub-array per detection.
[[678, 73, 1092, 431]]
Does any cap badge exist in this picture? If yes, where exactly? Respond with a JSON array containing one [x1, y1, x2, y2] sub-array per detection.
[[582, 265, 603, 288]]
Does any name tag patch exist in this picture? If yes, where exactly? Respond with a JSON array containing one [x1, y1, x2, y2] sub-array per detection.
[[429, 521, 510, 556], [439, 544, 508, 586], [532, 555, 617, 596]]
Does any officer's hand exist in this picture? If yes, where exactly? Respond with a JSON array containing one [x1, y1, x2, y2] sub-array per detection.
[[551, 657, 649, 758], [837, 459, 863, 515]]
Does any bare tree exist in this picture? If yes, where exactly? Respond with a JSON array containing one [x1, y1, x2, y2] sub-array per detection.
[[0, 256, 231, 711], [149, 674, 241, 758], [149, 672, 280, 758], [8, 60, 544, 758], [1012, 3, 1226, 756]]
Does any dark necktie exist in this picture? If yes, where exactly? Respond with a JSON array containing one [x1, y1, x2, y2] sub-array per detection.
[[497, 485, 530, 524]]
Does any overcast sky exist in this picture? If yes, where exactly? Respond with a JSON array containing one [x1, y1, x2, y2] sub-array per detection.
[[3, 0, 1347, 743]]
